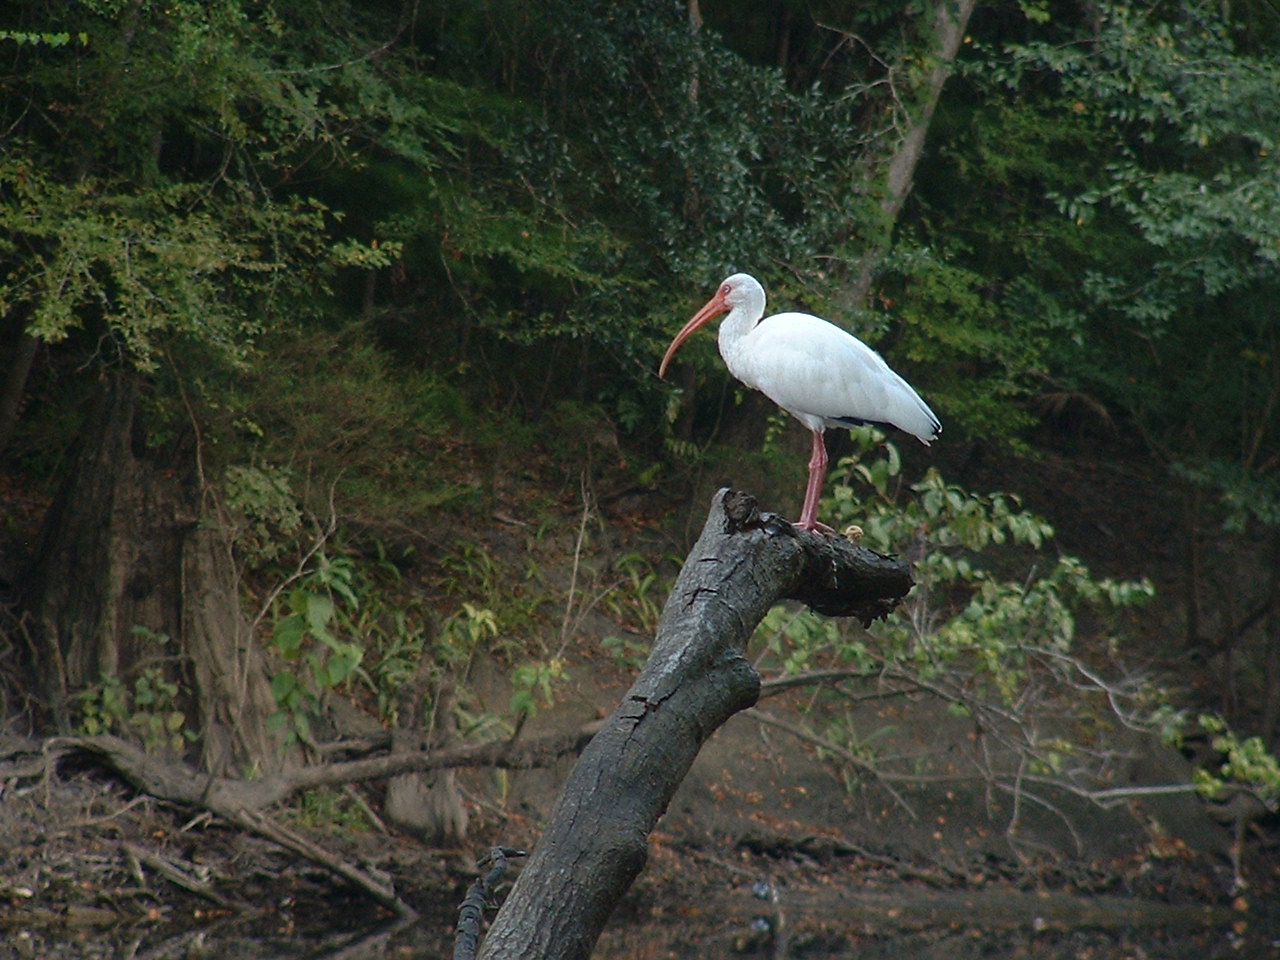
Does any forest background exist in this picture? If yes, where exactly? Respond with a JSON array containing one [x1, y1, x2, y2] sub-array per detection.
[[1, 0, 1280, 943]]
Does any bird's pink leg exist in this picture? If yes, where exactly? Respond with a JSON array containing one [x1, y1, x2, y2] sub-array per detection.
[[795, 430, 834, 534]]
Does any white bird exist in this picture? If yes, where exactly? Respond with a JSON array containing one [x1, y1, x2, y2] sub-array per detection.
[[659, 273, 940, 533]]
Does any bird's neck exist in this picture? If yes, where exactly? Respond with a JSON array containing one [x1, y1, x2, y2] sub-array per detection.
[[717, 301, 764, 380]]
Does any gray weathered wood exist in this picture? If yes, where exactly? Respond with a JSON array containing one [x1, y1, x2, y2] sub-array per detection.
[[476, 488, 914, 960]]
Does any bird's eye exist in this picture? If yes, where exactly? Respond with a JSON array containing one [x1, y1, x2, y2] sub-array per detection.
[[721, 284, 731, 295]]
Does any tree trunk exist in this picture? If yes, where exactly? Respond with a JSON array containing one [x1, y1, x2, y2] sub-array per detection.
[[0, 330, 38, 459], [21, 371, 290, 775], [183, 523, 294, 776], [477, 489, 914, 960], [844, 0, 978, 310], [1262, 529, 1280, 751]]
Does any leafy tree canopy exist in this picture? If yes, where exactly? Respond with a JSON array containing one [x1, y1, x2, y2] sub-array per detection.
[[918, 0, 1280, 514], [4, 0, 1279, 515]]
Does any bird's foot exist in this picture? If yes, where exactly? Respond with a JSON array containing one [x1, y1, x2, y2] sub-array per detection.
[[792, 519, 836, 535]]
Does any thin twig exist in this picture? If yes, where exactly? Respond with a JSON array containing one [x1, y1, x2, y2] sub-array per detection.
[[555, 477, 595, 659], [249, 484, 341, 633], [748, 708, 918, 820]]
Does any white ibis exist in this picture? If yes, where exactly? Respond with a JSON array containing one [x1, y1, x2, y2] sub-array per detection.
[[659, 273, 941, 533]]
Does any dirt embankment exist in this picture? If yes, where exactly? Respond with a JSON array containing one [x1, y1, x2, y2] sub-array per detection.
[[2, 439, 1278, 958]]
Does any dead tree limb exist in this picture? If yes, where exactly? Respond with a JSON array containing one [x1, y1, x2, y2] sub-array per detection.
[[476, 489, 914, 960], [455, 847, 527, 960], [26, 720, 601, 916], [230, 805, 415, 917], [42, 721, 602, 812]]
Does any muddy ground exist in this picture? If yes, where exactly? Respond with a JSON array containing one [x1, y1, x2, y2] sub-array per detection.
[[0, 753, 1275, 959], [2, 665, 1277, 959]]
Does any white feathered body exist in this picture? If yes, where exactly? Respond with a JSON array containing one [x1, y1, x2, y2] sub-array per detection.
[[715, 279, 940, 444]]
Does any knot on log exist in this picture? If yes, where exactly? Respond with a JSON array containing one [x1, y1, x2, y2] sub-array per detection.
[[722, 489, 764, 531]]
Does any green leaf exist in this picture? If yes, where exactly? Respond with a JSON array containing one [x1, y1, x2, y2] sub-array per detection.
[[270, 671, 298, 703]]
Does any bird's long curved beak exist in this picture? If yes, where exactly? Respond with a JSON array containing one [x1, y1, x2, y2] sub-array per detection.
[[658, 291, 728, 379]]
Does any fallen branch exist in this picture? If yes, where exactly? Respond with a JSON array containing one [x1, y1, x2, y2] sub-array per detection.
[[42, 720, 603, 813], [12, 719, 602, 916], [226, 807, 413, 918], [121, 841, 240, 910]]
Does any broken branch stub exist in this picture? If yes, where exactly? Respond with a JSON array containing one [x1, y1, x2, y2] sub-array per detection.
[[476, 489, 915, 960]]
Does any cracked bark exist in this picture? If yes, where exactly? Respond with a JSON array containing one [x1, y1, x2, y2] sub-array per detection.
[[476, 489, 914, 960]]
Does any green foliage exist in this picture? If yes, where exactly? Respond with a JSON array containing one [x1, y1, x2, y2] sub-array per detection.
[[290, 788, 370, 831], [759, 603, 864, 678], [0, 29, 86, 46], [8, 0, 1276, 501], [77, 649, 193, 754], [439, 602, 500, 662], [224, 464, 303, 566], [602, 553, 666, 637], [509, 658, 567, 720], [399, 0, 917, 432], [328, 239, 405, 272], [229, 333, 481, 522], [754, 434, 1153, 783], [869, 248, 1042, 447], [1, 0, 465, 475], [127, 667, 193, 755], [826, 434, 1150, 695], [1186, 715, 1280, 811], [0, 162, 326, 372], [77, 675, 129, 737], [1173, 459, 1280, 532], [326, 537, 566, 734], [269, 554, 364, 747], [280, 533, 571, 751], [290, 543, 439, 729], [354, 605, 427, 725], [439, 543, 550, 658], [938, 0, 1280, 497]]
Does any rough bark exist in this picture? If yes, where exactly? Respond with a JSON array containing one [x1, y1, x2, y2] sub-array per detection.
[[477, 489, 914, 960], [182, 523, 291, 776], [21, 371, 288, 775], [23, 374, 179, 722]]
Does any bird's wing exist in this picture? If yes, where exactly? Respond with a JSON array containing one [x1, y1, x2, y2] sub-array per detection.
[[741, 313, 941, 443]]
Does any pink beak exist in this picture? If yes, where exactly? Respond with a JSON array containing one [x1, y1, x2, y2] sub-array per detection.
[[658, 289, 729, 379]]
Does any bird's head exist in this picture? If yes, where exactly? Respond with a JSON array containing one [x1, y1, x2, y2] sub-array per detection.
[[719, 273, 763, 311], [658, 273, 764, 379]]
